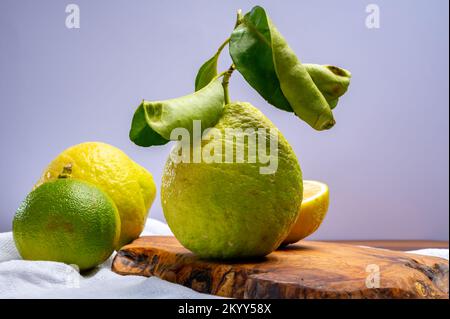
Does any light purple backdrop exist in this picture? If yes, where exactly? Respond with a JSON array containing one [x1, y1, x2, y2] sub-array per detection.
[[0, 0, 448, 240]]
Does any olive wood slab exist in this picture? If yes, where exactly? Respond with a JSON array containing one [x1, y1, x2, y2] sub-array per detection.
[[112, 236, 449, 299]]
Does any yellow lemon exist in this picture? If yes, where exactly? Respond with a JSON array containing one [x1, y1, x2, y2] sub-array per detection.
[[36, 142, 156, 248], [282, 180, 329, 245]]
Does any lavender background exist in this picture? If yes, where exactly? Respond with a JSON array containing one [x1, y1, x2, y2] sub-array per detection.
[[0, 0, 448, 240]]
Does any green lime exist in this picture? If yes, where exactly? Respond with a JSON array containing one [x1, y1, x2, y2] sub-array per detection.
[[13, 179, 120, 271]]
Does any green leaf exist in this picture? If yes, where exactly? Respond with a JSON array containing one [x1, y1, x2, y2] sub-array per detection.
[[230, 6, 351, 130], [129, 77, 225, 147], [229, 8, 292, 112], [195, 54, 219, 91], [304, 64, 351, 110], [195, 38, 230, 91], [130, 103, 168, 147]]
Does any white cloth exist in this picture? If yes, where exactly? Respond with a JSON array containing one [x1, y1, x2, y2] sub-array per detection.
[[0, 219, 448, 299], [406, 248, 448, 260], [0, 218, 218, 299]]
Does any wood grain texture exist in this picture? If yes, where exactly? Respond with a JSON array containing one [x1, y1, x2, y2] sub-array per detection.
[[112, 236, 449, 299]]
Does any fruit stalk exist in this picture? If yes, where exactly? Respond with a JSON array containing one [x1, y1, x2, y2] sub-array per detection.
[[222, 64, 235, 105], [57, 164, 73, 179]]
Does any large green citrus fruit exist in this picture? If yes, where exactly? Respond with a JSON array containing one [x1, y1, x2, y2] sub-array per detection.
[[161, 102, 303, 259]]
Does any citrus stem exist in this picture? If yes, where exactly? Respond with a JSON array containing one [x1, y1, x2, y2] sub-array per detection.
[[216, 38, 230, 56], [218, 9, 242, 105], [235, 9, 243, 28], [58, 163, 73, 179], [222, 64, 235, 105]]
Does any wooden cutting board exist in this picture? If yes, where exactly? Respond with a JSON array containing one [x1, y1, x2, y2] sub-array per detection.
[[112, 236, 449, 299]]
